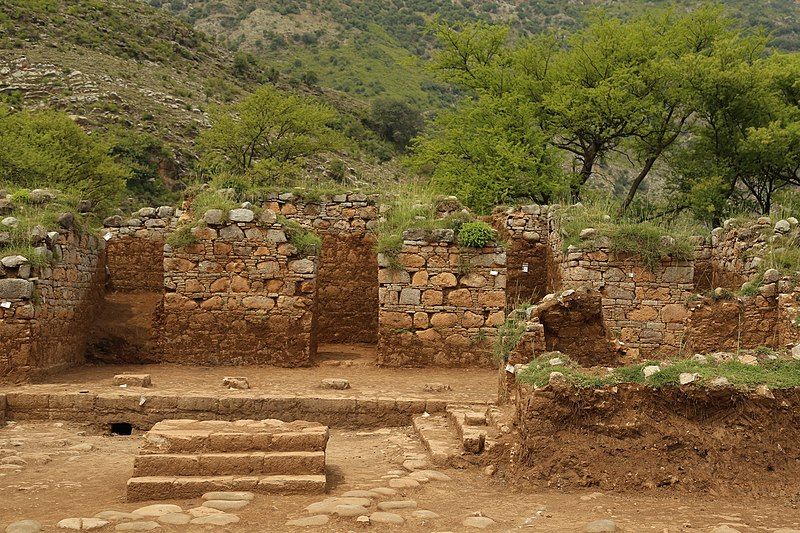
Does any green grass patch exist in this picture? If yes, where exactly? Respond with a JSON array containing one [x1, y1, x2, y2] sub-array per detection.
[[458, 221, 496, 248], [517, 355, 800, 390], [558, 196, 699, 270], [189, 190, 238, 218], [166, 224, 199, 249], [279, 216, 322, 256]]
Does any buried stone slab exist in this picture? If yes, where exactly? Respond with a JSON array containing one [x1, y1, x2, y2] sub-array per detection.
[[5, 520, 42, 533], [222, 377, 250, 390], [202, 500, 250, 511], [113, 522, 160, 532], [320, 378, 350, 390], [113, 374, 152, 388], [286, 515, 330, 527]]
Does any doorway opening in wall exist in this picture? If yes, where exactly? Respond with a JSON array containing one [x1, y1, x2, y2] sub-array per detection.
[[313, 233, 380, 365]]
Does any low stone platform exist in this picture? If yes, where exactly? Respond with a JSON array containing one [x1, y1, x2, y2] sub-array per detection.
[[127, 419, 329, 501]]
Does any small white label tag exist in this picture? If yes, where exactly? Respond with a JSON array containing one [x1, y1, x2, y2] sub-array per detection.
[[490, 270, 498, 276], [522, 263, 529, 273], [0, 301, 11, 309], [505, 363, 515, 374], [103, 232, 113, 241]]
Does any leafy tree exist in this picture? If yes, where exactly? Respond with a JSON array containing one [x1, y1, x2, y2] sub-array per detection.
[[0, 105, 127, 213], [198, 85, 340, 183], [369, 97, 423, 149], [108, 128, 178, 206], [411, 93, 564, 214]]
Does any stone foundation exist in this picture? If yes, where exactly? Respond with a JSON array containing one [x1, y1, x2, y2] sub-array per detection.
[[158, 215, 317, 366], [377, 230, 506, 367]]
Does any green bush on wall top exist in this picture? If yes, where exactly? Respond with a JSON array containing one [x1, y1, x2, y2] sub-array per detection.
[[458, 221, 496, 248]]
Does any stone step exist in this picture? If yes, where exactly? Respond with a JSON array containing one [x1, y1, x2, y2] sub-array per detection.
[[141, 419, 329, 454], [127, 474, 327, 501], [133, 451, 326, 477], [446, 407, 489, 454], [412, 414, 463, 467]]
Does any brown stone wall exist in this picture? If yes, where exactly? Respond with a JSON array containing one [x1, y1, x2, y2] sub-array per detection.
[[491, 205, 552, 306], [106, 237, 164, 292], [559, 250, 694, 358], [316, 233, 379, 344], [0, 231, 105, 380], [158, 217, 317, 366], [376, 230, 507, 367], [266, 192, 381, 345], [684, 294, 793, 353]]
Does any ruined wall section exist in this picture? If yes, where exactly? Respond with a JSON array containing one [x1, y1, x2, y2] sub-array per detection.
[[377, 229, 506, 367], [266, 193, 380, 345], [491, 205, 553, 306], [103, 206, 175, 291], [158, 212, 317, 366], [0, 231, 104, 379], [559, 248, 694, 358]]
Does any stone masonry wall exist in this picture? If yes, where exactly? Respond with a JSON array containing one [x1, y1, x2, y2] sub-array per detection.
[[377, 229, 507, 367], [0, 231, 104, 379], [559, 248, 694, 358], [158, 210, 317, 366], [103, 206, 175, 291], [265, 192, 380, 345], [491, 205, 553, 306]]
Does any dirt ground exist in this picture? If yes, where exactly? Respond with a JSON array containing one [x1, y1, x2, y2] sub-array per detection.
[[1, 421, 799, 532], [6, 344, 497, 405]]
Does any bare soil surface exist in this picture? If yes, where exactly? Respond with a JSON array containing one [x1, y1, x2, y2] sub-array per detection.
[[515, 384, 800, 499], [4, 345, 496, 404], [2, 421, 799, 532]]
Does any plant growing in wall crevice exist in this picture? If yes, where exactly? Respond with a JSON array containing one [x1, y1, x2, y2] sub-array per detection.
[[278, 216, 322, 256]]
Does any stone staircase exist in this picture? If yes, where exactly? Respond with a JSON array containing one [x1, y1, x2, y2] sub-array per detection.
[[127, 419, 328, 501], [412, 404, 510, 467]]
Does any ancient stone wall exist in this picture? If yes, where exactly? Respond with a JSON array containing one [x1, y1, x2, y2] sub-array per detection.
[[158, 211, 317, 366], [491, 205, 553, 306], [376, 229, 507, 367], [103, 206, 175, 291], [264, 193, 381, 345], [0, 231, 104, 379], [558, 248, 694, 358]]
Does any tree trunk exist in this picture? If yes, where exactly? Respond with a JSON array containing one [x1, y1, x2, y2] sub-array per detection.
[[619, 155, 657, 215], [572, 144, 598, 202]]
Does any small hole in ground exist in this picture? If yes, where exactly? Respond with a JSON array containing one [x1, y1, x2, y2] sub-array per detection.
[[110, 422, 133, 436]]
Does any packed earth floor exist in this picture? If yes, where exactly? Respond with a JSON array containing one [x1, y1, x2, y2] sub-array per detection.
[[2, 346, 800, 532], [1, 420, 799, 533]]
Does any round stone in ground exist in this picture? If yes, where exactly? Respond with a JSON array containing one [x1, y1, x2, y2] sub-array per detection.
[[388, 477, 420, 489], [5, 520, 41, 533], [370, 487, 398, 496], [56, 518, 109, 530], [157, 513, 191, 525], [377, 500, 417, 511], [189, 514, 240, 526], [186, 507, 225, 518], [285, 515, 330, 527], [131, 504, 182, 517], [305, 497, 372, 514], [114, 522, 160, 531], [334, 504, 370, 517], [464, 516, 496, 529], [416, 469, 452, 482], [402, 459, 429, 471], [341, 489, 379, 498], [94, 511, 139, 521], [202, 491, 254, 501], [369, 512, 404, 525], [202, 500, 250, 511], [412, 510, 440, 519], [710, 527, 742, 533], [585, 519, 618, 532]]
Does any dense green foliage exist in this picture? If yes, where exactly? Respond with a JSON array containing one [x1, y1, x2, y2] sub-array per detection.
[[416, 8, 800, 223], [0, 106, 127, 213], [517, 355, 800, 389], [198, 85, 341, 184]]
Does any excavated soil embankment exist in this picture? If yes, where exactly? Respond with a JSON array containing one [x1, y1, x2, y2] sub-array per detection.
[[513, 384, 800, 499]]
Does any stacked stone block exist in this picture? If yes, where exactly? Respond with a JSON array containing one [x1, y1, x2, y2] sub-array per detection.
[[0, 231, 104, 378], [127, 419, 328, 501], [376, 229, 507, 367], [158, 211, 317, 366]]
